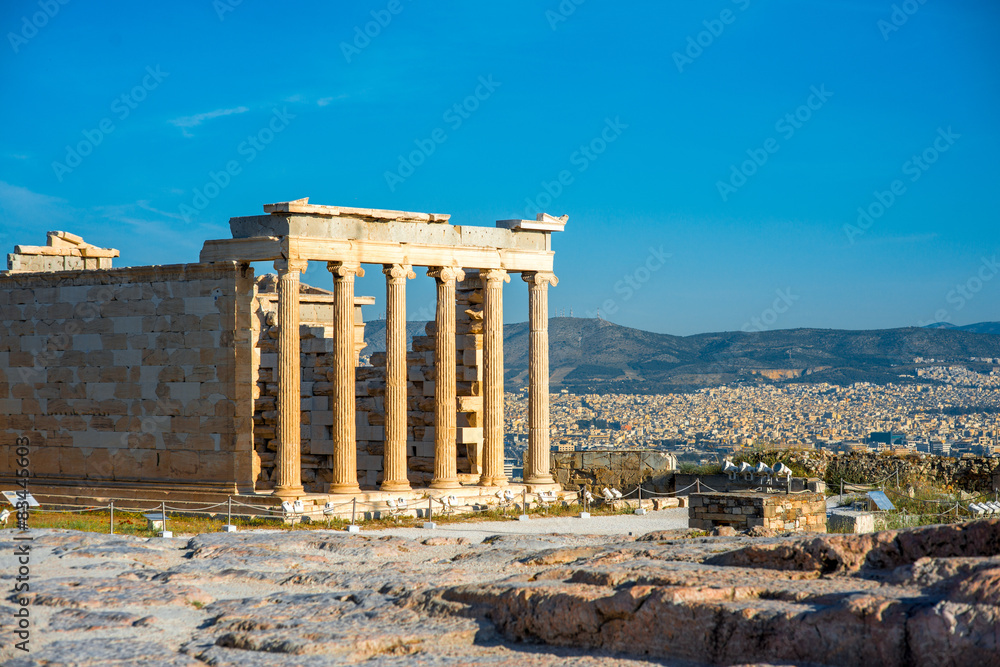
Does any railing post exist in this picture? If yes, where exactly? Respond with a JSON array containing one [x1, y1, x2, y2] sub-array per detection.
[[351, 498, 357, 526], [695, 478, 701, 494], [161, 501, 167, 535], [227, 496, 232, 527], [109, 500, 114, 535]]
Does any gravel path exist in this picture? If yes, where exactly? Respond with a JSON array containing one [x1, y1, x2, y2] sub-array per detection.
[[367, 507, 690, 543]]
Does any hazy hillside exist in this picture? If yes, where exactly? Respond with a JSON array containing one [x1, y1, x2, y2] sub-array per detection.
[[925, 321, 1000, 335], [362, 317, 1000, 393]]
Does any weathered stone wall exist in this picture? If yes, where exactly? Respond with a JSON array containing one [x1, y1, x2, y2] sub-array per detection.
[[689, 491, 826, 533], [775, 450, 1000, 493], [552, 450, 678, 493], [0, 262, 256, 491]]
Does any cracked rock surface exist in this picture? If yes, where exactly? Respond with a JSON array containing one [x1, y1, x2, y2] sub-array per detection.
[[3, 519, 998, 666]]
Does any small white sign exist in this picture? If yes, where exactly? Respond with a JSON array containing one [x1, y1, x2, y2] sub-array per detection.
[[2, 490, 40, 507]]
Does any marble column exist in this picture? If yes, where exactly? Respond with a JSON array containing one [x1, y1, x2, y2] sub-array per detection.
[[522, 271, 558, 485], [273, 258, 307, 498], [480, 268, 509, 486], [381, 263, 415, 491], [328, 261, 364, 494], [427, 266, 464, 489]]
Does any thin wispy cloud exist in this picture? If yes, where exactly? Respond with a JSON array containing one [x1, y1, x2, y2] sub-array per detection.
[[0, 181, 74, 225], [169, 106, 250, 136], [849, 232, 940, 248]]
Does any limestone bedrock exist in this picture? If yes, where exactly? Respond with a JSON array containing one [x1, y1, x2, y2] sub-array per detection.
[[2, 517, 998, 666]]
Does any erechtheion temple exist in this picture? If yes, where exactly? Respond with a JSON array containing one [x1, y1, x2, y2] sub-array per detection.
[[0, 199, 566, 508]]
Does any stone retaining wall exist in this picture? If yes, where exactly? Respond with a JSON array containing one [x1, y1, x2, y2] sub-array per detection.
[[778, 450, 1000, 493], [689, 491, 826, 533]]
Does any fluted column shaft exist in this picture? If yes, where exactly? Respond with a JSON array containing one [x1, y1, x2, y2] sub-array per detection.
[[480, 268, 510, 486], [274, 258, 307, 498], [329, 262, 364, 494], [428, 266, 464, 489], [382, 264, 414, 491], [523, 271, 558, 484]]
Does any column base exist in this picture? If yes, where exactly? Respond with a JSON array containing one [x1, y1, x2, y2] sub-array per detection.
[[273, 485, 305, 499], [523, 475, 556, 485], [478, 475, 508, 487], [380, 480, 412, 492], [327, 483, 362, 495], [429, 478, 462, 490]]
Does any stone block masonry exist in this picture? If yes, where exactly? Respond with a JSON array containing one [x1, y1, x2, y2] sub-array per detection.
[[4, 231, 118, 274], [551, 449, 678, 494], [689, 491, 827, 533], [0, 262, 256, 492]]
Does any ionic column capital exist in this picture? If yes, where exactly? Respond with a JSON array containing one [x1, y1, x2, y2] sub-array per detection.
[[427, 266, 465, 283], [327, 261, 364, 278], [521, 271, 558, 287], [481, 268, 511, 284], [383, 263, 416, 282], [274, 258, 308, 274]]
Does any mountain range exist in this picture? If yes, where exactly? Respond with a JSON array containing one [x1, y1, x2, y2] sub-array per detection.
[[362, 318, 1000, 393]]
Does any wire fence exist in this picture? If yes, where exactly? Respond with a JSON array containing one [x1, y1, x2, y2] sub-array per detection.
[[6, 487, 648, 536]]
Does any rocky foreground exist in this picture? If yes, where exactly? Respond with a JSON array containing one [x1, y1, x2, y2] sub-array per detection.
[[2, 519, 999, 666]]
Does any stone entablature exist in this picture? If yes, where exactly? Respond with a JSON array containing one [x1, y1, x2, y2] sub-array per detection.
[[5, 231, 119, 274], [689, 491, 827, 533]]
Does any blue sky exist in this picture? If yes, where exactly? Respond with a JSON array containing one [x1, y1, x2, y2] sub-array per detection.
[[1, 0, 997, 335]]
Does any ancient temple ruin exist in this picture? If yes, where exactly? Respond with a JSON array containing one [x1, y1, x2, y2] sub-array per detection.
[[0, 199, 566, 504]]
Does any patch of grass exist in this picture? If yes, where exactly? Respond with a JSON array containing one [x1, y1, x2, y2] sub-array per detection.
[[678, 462, 723, 475]]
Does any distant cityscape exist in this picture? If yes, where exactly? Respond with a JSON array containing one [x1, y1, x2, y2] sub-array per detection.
[[504, 360, 1000, 466]]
